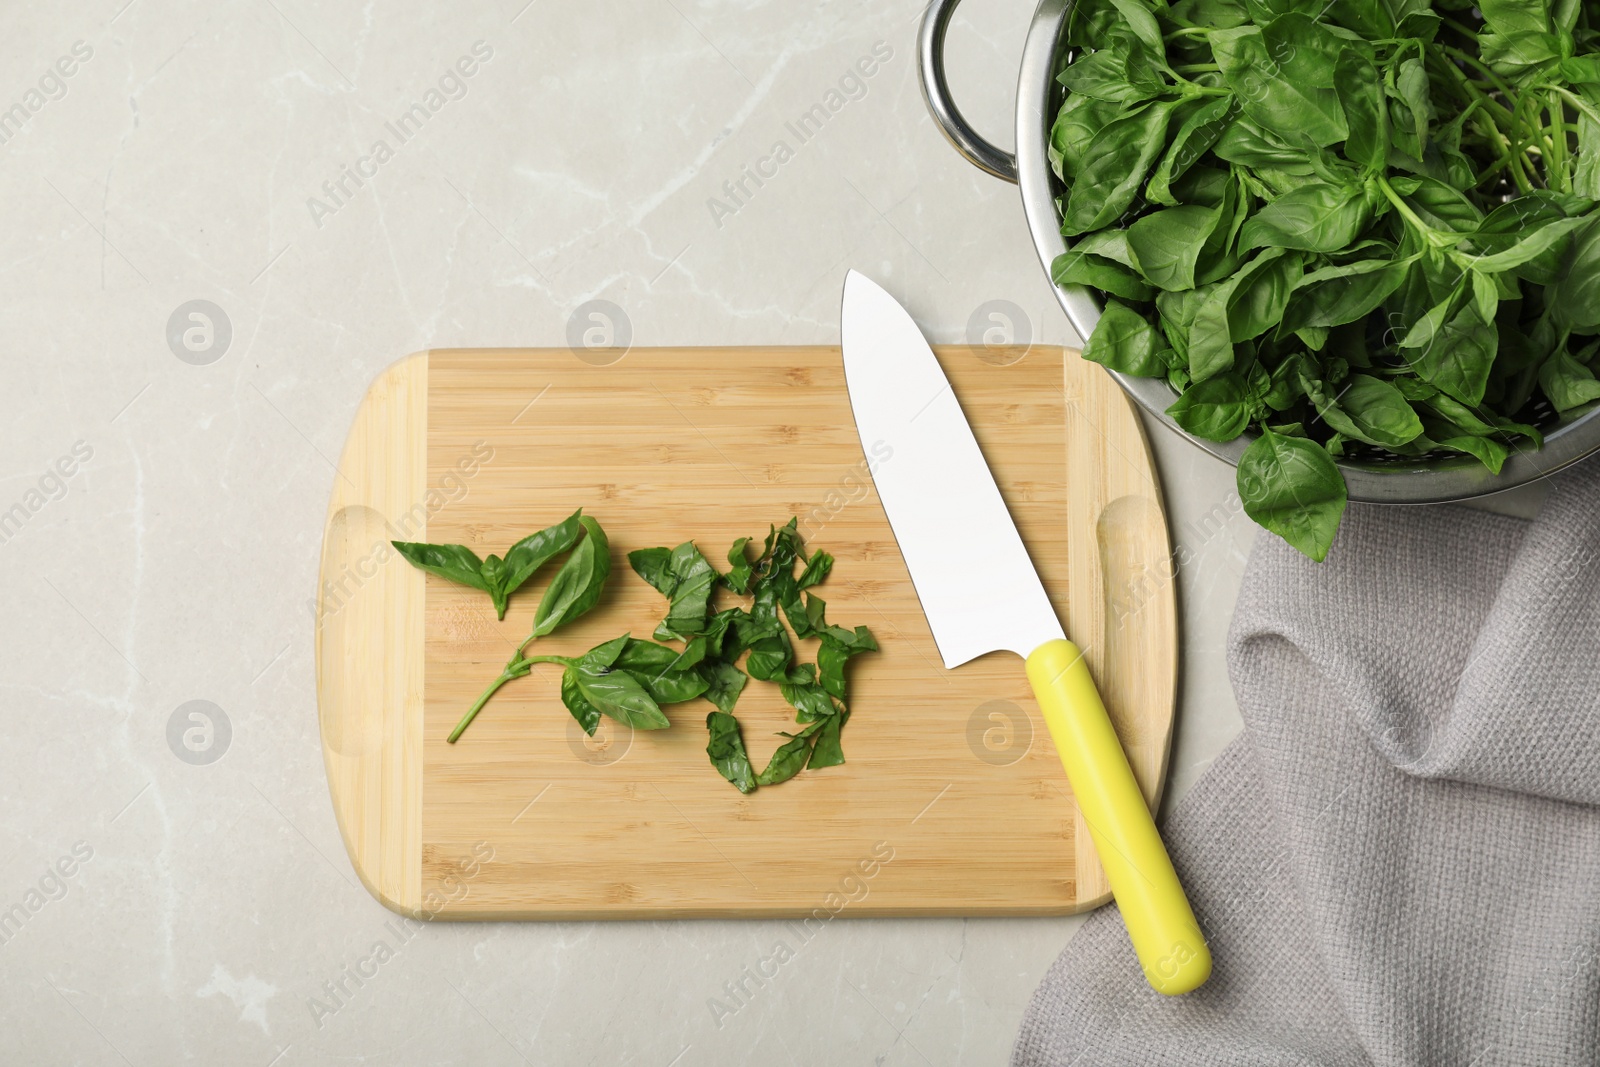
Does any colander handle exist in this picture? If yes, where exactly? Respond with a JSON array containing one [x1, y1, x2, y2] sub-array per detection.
[[918, 0, 1019, 184]]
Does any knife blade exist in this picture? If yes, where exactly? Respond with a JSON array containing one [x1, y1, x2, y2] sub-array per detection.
[[839, 270, 1210, 995], [838, 270, 1065, 668]]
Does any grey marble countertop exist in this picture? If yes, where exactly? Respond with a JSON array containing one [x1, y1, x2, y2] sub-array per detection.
[[1, 1, 1259, 1062]]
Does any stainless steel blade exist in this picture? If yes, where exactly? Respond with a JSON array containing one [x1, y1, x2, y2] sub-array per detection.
[[840, 270, 1065, 667]]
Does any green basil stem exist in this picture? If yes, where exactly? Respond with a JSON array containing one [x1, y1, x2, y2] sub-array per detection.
[[1430, 52, 1519, 131], [1438, 44, 1518, 101], [1374, 177, 1450, 248], [448, 653, 574, 743], [1511, 91, 1544, 186], [1382, 39, 1536, 208], [1548, 97, 1571, 193], [1547, 84, 1600, 128], [1429, 52, 1539, 194]]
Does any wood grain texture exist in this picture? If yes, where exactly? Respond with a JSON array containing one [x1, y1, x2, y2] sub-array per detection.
[[316, 345, 1176, 918], [316, 352, 427, 915]]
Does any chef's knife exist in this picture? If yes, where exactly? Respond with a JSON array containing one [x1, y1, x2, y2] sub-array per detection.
[[839, 270, 1210, 995]]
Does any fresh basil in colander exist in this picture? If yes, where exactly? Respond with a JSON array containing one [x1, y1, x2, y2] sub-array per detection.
[[1050, 0, 1600, 560]]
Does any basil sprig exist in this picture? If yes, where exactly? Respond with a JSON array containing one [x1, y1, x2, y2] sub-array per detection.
[[392, 509, 582, 619], [436, 513, 876, 794], [1052, 0, 1600, 560], [450, 516, 625, 742]]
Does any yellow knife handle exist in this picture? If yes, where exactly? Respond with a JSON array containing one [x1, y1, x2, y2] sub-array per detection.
[[1026, 638, 1211, 995]]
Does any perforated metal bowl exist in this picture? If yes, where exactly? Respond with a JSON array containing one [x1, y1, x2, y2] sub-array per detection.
[[918, 0, 1600, 503]]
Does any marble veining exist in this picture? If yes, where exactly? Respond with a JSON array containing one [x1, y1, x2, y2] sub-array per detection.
[[0, 0, 1254, 1062]]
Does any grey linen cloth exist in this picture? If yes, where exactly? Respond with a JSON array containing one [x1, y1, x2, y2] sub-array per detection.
[[1014, 460, 1600, 1067]]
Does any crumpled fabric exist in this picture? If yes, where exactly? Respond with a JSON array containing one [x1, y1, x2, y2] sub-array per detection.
[[1014, 460, 1600, 1066]]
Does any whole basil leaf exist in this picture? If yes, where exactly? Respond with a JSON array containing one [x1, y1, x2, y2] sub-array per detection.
[[1308, 373, 1424, 448], [1229, 249, 1302, 342], [1392, 5, 1440, 41], [705, 711, 756, 794], [1469, 270, 1501, 327], [1065, 0, 1121, 48], [581, 633, 630, 670], [1168, 0, 1249, 28], [390, 541, 492, 593], [1472, 197, 1587, 286], [560, 668, 603, 737], [1148, 96, 1240, 205], [1240, 181, 1372, 253], [1061, 101, 1177, 236], [1335, 48, 1387, 171], [1401, 176, 1482, 234], [613, 638, 712, 703], [1562, 57, 1600, 84], [1468, 193, 1584, 252], [501, 509, 583, 601], [1236, 428, 1347, 561], [1465, 216, 1589, 273], [1083, 300, 1169, 377], [1106, 0, 1166, 53], [1574, 100, 1600, 198], [1397, 283, 1458, 356], [480, 554, 509, 618], [1557, 217, 1600, 328], [1479, 0, 1551, 36], [631, 665, 710, 705], [1553, 0, 1582, 34], [1188, 277, 1241, 382], [1072, 228, 1140, 270], [1156, 287, 1201, 361], [1059, 40, 1164, 103], [1389, 55, 1434, 157], [573, 661, 669, 730], [1480, 30, 1563, 81], [531, 516, 610, 637], [1052, 249, 1155, 302], [1129, 205, 1224, 290], [1418, 392, 1523, 442], [1283, 256, 1409, 333], [1166, 373, 1253, 441], [1211, 17, 1349, 147], [1190, 249, 1302, 364], [1540, 349, 1600, 411], [1330, 0, 1394, 38], [1050, 94, 1127, 181], [1213, 119, 1320, 170], [1430, 434, 1508, 473], [1406, 295, 1498, 407]]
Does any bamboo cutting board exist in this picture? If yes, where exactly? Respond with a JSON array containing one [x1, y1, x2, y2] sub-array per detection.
[[316, 345, 1176, 919]]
